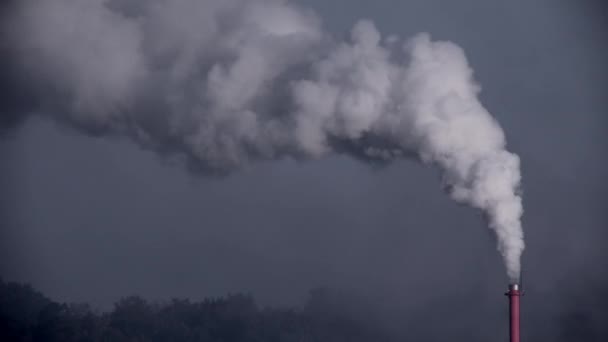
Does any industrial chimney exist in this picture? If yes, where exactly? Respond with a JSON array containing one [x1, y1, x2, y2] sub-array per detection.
[[505, 284, 521, 342]]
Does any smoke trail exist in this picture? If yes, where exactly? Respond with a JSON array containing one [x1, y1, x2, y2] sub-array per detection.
[[0, 0, 523, 281]]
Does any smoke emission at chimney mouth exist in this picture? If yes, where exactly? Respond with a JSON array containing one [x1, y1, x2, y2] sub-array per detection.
[[0, 0, 524, 281]]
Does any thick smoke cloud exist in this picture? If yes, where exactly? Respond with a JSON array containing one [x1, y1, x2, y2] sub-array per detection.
[[1, 0, 523, 280]]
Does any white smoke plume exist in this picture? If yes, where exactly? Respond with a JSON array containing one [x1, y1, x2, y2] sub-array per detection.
[[1, 0, 523, 281]]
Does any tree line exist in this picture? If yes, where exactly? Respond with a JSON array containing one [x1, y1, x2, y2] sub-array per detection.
[[0, 278, 391, 342]]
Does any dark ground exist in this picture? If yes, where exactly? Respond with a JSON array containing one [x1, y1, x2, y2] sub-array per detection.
[[1, 277, 607, 342]]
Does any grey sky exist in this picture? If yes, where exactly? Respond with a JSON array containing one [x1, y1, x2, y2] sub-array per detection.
[[1, 0, 607, 340]]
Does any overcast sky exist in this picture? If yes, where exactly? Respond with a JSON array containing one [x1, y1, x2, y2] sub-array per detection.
[[1, 0, 607, 340]]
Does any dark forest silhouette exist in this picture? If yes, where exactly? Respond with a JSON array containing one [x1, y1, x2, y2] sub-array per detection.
[[0, 278, 392, 342], [0, 277, 604, 341]]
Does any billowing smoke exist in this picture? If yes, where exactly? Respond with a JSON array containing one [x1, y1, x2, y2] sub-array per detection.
[[1, 0, 523, 281]]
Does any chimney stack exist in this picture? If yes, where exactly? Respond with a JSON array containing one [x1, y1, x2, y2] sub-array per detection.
[[505, 284, 521, 342]]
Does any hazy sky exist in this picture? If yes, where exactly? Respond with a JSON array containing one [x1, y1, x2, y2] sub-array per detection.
[[1, 0, 607, 340]]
